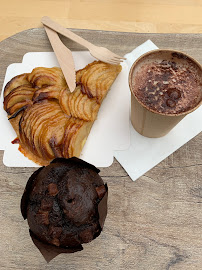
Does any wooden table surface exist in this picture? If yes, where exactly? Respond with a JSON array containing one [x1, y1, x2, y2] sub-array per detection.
[[0, 28, 202, 270], [1, 0, 202, 42]]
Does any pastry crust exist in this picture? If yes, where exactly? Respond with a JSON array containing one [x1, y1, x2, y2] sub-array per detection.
[[3, 61, 122, 165]]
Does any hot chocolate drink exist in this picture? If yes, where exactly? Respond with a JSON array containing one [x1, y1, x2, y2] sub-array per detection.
[[131, 52, 202, 115], [129, 50, 202, 137]]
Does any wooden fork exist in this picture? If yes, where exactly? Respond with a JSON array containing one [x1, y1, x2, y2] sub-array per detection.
[[41, 16, 126, 65]]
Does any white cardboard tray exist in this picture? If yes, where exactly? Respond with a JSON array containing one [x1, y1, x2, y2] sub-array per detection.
[[0, 51, 130, 167]]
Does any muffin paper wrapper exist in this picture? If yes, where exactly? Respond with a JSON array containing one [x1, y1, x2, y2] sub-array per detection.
[[30, 231, 83, 263]]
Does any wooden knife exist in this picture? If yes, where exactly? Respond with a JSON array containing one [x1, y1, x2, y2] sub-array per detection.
[[44, 26, 76, 93]]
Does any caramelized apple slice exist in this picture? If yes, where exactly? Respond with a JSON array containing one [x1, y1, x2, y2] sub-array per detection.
[[69, 87, 81, 119], [4, 90, 33, 110], [61, 117, 92, 158], [33, 85, 66, 102], [23, 103, 51, 148], [19, 104, 47, 156], [49, 117, 68, 158], [74, 92, 84, 118], [96, 72, 118, 102], [77, 61, 121, 102], [59, 85, 99, 121], [84, 98, 99, 121], [86, 64, 121, 103], [61, 118, 76, 158], [4, 85, 35, 115], [69, 120, 93, 157], [67, 121, 84, 157], [39, 113, 68, 159], [81, 64, 107, 98], [34, 112, 59, 159], [22, 101, 52, 139], [31, 103, 62, 158], [59, 87, 81, 117], [58, 88, 71, 116], [76, 64, 90, 83], [81, 63, 107, 93], [77, 94, 89, 119], [4, 73, 30, 97], [28, 67, 67, 88], [20, 101, 61, 158]]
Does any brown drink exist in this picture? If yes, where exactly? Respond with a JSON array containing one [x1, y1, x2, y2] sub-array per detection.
[[129, 50, 202, 137]]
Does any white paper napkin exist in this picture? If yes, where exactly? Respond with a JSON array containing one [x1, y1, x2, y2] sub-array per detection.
[[114, 40, 202, 181]]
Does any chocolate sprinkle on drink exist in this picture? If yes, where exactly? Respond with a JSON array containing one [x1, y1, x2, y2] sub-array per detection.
[[132, 52, 202, 115]]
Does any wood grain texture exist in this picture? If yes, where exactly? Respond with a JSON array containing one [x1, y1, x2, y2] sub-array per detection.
[[0, 29, 202, 270], [1, 0, 202, 42]]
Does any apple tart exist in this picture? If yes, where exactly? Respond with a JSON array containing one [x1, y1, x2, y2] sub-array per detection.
[[3, 61, 122, 165]]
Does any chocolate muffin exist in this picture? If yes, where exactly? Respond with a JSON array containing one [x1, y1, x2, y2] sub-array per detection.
[[21, 157, 108, 249]]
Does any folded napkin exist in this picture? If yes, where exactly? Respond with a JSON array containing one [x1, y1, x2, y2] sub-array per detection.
[[114, 40, 202, 181]]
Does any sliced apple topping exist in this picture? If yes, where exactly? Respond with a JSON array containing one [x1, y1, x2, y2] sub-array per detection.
[[3, 63, 122, 165]]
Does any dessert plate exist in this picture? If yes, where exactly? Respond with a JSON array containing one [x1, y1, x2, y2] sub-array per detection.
[[0, 51, 130, 167]]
